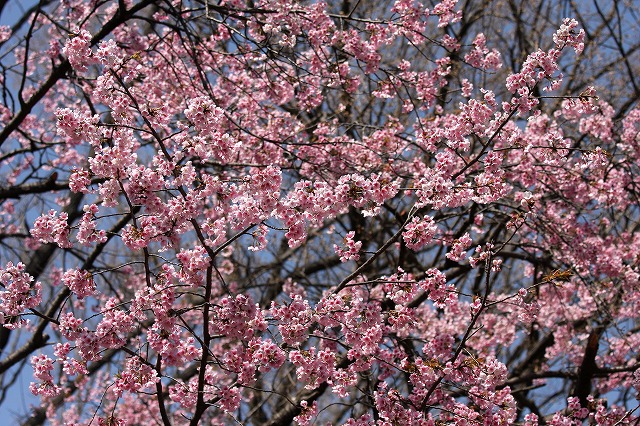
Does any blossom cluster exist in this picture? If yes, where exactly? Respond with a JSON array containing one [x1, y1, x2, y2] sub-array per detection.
[[2, 1, 637, 424], [0, 262, 42, 328]]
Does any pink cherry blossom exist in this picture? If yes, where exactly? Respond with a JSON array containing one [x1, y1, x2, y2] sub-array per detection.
[[0, 2, 638, 424]]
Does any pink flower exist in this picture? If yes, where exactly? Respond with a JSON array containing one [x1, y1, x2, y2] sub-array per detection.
[[403, 215, 437, 250], [30, 354, 61, 398], [553, 18, 585, 54], [0, 262, 42, 328], [0, 26, 11, 43], [112, 357, 159, 397], [31, 210, 72, 248], [446, 232, 472, 261], [184, 96, 225, 135], [211, 294, 267, 339], [432, 0, 462, 27], [464, 33, 502, 70], [218, 386, 241, 412], [250, 339, 286, 373], [69, 168, 91, 193], [272, 294, 314, 345], [334, 231, 363, 262], [62, 269, 96, 299], [63, 29, 95, 72], [55, 108, 98, 145], [293, 400, 318, 426], [76, 204, 106, 246]]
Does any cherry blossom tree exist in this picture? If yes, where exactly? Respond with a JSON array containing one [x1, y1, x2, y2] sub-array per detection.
[[0, 0, 639, 425]]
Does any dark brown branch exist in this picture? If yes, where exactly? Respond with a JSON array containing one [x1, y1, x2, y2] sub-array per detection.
[[570, 325, 604, 407], [0, 173, 65, 199]]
